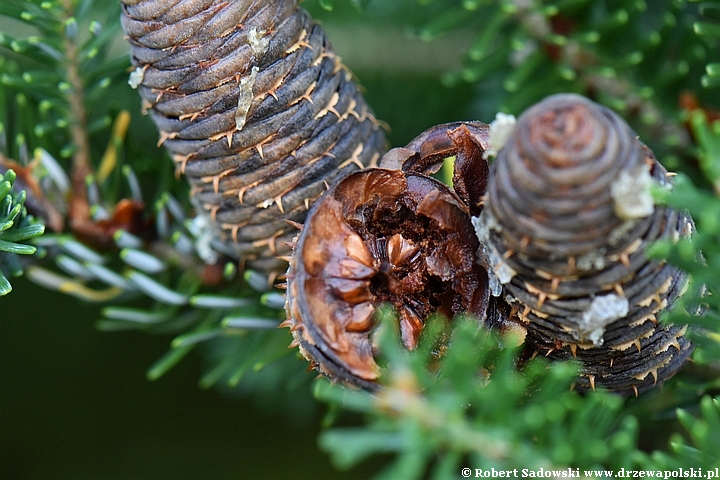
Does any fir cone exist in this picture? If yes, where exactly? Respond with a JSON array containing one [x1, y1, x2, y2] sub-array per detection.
[[121, 0, 387, 273], [284, 123, 522, 390], [476, 93, 694, 395]]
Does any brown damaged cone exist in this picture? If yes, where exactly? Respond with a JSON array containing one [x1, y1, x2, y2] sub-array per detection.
[[284, 123, 521, 390], [476, 93, 694, 395], [121, 0, 386, 273]]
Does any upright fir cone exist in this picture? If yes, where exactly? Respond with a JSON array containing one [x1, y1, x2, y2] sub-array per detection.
[[476, 93, 694, 395], [121, 0, 386, 273]]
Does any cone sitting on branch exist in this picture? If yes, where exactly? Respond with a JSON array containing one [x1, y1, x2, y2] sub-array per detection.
[[120, 0, 387, 273], [476, 93, 694, 395]]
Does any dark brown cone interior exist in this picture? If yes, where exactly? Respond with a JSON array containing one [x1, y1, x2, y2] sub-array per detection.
[[285, 168, 492, 388]]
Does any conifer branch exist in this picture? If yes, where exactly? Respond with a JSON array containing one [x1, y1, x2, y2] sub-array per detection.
[[59, 0, 91, 227]]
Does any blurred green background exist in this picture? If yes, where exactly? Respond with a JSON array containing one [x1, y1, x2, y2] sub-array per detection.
[[2, 278, 376, 480]]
